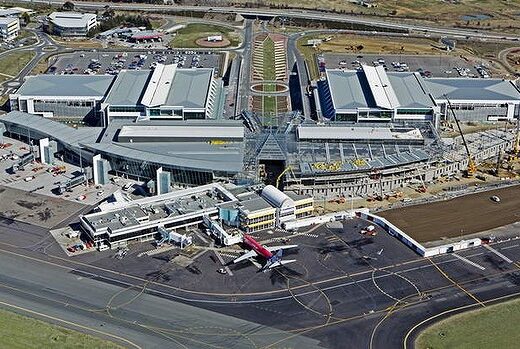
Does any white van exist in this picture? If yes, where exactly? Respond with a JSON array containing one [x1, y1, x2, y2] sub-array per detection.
[[98, 244, 109, 252], [67, 231, 79, 239]]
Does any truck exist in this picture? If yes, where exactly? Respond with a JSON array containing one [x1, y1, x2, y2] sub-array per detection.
[[360, 225, 377, 236]]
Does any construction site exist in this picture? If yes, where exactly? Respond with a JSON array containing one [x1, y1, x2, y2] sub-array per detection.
[[249, 115, 519, 202], [379, 184, 520, 243]]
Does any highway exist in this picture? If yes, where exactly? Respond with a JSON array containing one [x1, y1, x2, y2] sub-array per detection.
[[236, 19, 253, 114], [11, 0, 520, 42], [287, 31, 311, 117]]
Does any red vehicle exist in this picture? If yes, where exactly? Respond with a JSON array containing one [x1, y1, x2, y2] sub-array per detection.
[[232, 234, 298, 271]]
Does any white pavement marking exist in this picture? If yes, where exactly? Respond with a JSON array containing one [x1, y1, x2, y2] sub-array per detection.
[[214, 250, 233, 276], [484, 244, 513, 263], [453, 253, 486, 270], [501, 244, 519, 251]]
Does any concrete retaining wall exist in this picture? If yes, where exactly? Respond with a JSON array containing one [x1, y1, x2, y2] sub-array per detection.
[[357, 211, 481, 257]]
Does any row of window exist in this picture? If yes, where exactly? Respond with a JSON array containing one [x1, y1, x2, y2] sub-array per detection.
[[296, 202, 313, 210], [245, 214, 275, 225], [110, 106, 143, 113]]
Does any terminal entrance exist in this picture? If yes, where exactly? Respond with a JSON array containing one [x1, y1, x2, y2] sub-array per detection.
[[259, 159, 285, 189], [257, 133, 287, 189]]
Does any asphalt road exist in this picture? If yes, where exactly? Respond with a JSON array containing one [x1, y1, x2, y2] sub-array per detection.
[[0, 29, 61, 98], [236, 19, 253, 114], [12, 0, 520, 42]]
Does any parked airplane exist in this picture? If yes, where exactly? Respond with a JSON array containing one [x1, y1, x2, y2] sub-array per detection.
[[232, 234, 298, 271]]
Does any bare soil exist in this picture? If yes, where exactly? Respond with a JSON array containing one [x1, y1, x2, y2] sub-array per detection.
[[378, 185, 520, 242]]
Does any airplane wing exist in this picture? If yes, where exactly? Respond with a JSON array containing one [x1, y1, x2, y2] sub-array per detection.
[[265, 244, 298, 253], [232, 250, 258, 264], [267, 259, 297, 269]]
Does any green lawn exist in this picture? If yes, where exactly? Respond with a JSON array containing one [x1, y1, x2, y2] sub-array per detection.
[[0, 308, 123, 349], [263, 95, 277, 114], [416, 298, 520, 349], [262, 36, 276, 81], [0, 50, 35, 82], [170, 23, 238, 48], [296, 35, 320, 80], [260, 37, 279, 122]]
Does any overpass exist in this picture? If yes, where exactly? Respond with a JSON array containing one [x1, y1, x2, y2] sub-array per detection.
[[12, 0, 520, 42]]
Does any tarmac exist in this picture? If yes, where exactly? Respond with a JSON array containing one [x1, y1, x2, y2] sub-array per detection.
[[1, 210, 520, 348]]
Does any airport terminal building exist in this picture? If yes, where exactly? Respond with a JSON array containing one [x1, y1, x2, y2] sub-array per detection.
[[0, 111, 244, 185], [9, 74, 115, 124], [317, 65, 520, 124], [102, 64, 224, 123], [80, 183, 313, 247], [9, 64, 224, 126]]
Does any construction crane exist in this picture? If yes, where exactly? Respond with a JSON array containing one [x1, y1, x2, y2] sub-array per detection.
[[275, 165, 292, 189], [445, 96, 477, 177]]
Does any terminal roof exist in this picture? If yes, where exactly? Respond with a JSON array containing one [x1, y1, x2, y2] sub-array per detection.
[[83, 141, 243, 173], [297, 125, 424, 142], [326, 68, 435, 111], [15, 75, 114, 97], [104, 70, 151, 106], [139, 65, 213, 109], [362, 65, 400, 109], [386, 73, 434, 109], [167, 68, 213, 108], [423, 78, 520, 101], [117, 124, 244, 141], [326, 69, 375, 110], [0, 111, 102, 147]]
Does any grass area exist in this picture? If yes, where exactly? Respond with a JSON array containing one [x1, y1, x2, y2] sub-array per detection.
[[0, 308, 123, 349], [170, 23, 239, 48], [263, 95, 277, 114], [262, 36, 276, 81], [460, 41, 516, 58], [31, 54, 52, 75], [0, 50, 35, 82], [53, 37, 104, 49], [150, 18, 167, 29], [416, 298, 520, 349]]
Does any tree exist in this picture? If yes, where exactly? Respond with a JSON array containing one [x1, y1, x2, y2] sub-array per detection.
[[21, 12, 30, 25], [62, 1, 75, 11]]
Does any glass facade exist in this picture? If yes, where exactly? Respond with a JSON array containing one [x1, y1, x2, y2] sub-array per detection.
[[92, 151, 218, 185], [184, 112, 206, 120], [396, 108, 433, 116], [109, 106, 144, 113], [32, 100, 96, 118]]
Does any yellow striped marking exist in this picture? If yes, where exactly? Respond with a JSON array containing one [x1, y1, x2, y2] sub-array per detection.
[[428, 257, 485, 307]]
